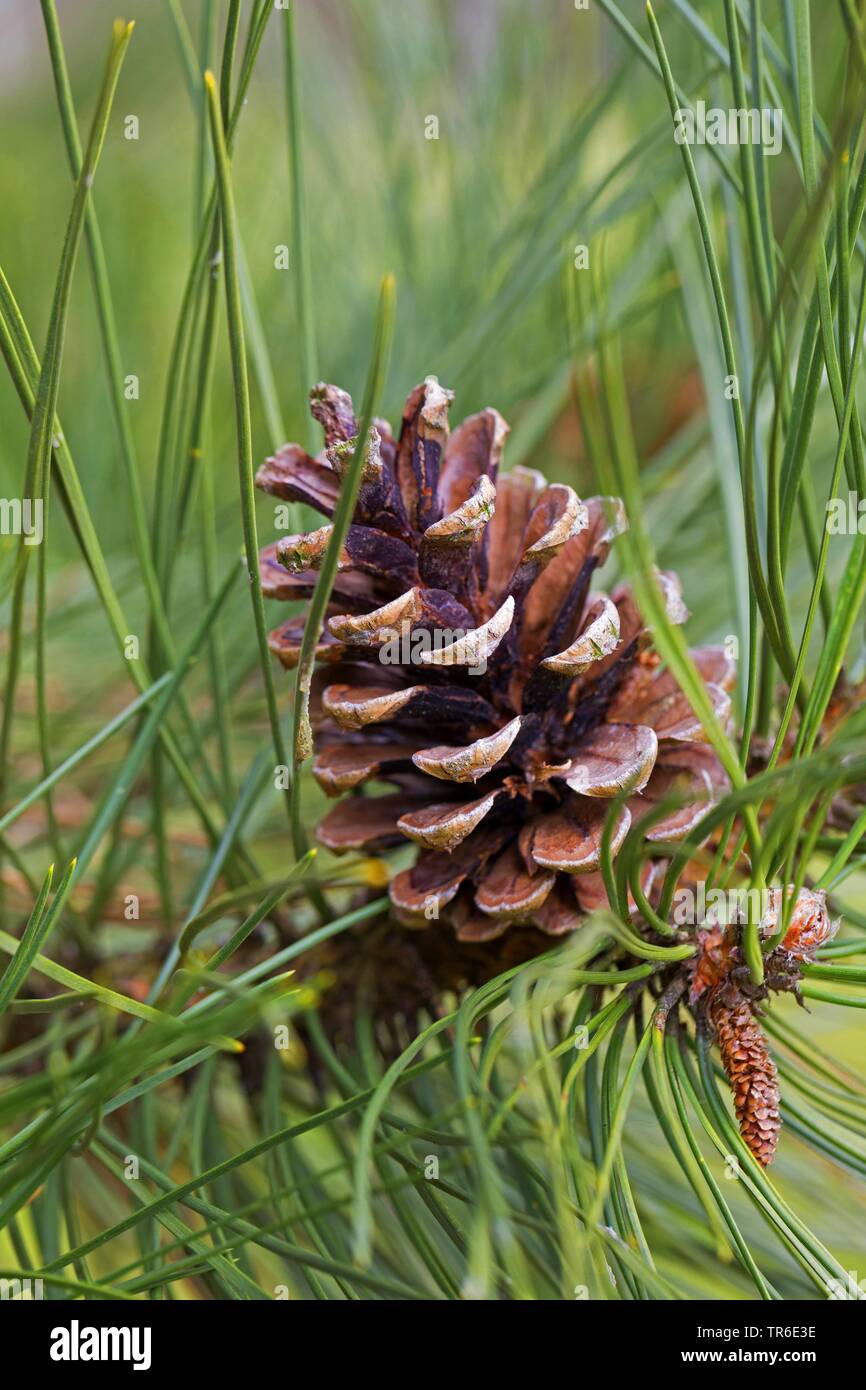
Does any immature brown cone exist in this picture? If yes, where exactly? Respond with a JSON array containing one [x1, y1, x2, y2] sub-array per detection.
[[689, 886, 835, 1165], [256, 377, 734, 945], [709, 988, 781, 1168]]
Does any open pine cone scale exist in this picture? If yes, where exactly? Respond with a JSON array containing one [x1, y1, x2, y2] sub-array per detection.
[[257, 377, 735, 942]]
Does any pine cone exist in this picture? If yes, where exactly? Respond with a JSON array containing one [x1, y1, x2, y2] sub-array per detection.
[[687, 886, 835, 1163], [709, 988, 781, 1167], [256, 377, 734, 945]]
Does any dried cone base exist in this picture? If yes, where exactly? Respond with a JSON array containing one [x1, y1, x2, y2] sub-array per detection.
[[296, 914, 554, 1062], [257, 376, 734, 950]]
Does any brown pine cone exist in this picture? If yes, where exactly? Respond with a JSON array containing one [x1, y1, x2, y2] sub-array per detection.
[[709, 988, 781, 1167], [686, 887, 836, 1164], [256, 377, 734, 945]]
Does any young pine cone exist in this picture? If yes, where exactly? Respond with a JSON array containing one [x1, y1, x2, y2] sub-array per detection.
[[256, 377, 734, 945], [709, 988, 781, 1168], [694, 887, 835, 1165]]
